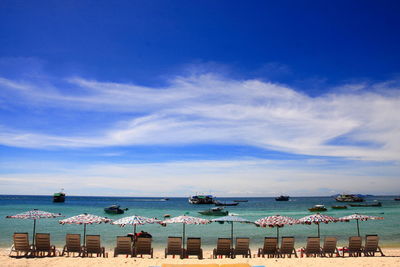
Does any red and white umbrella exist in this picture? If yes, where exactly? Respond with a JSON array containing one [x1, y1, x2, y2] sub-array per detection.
[[6, 209, 63, 245], [339, 213, 384, 236], [112, 215, 161, 234], [255, 215, 299, 240], [59, 213, 112, 244], [299, 213, 340, 237], [162, 215, 210, 248]]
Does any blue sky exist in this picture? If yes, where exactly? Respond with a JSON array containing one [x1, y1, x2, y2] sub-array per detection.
[[1, 0, 400, 196]]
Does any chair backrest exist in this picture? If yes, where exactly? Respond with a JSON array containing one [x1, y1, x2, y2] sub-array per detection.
[[86, 235, 102, 253], [66, 234, 81, 252], [216, 238, 232, 255], [280, 236, 295, 253], [135, 237, 152, 254], [13, 232, 30, 251], [364, 235, 379, 252], [116, 236, 132, 254], [348, 236, 362, 252], [166, 237, 182, 254], [235, 237, 250, 253], [322, 236, 337, 253], [263, 237, 278, 252], [186, 237, 201, 254], [305, 237, 320, 253], [35, 233, 51, 251]]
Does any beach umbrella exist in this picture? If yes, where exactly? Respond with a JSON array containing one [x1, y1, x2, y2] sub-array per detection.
[[112, 215, 161, 234], [59, 213, 111, 245], [6, 209, 63, 245], [255, 215, 299, 241], [211, 215, 253, 247], [298, 213, 339, 237], [162, 215, 210, 248], [339, 213, 384, 237]]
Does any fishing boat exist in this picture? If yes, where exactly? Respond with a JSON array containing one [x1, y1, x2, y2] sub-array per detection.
[[104, 205, 128, 214], [275, 195, 290, 201], [349, 202, 382, 207], [198, 207, 229, 216], [53, 189, 66, 203], [394, 197, 400, 201], [335, 194, 364, 202], [308, 204, 327, 212], [188, 194, 215, 204], [331, 205, 347, 209], [214, 201, 239, 206]]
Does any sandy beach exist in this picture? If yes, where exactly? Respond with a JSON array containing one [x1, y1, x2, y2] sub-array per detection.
[[1, 248, 399, 267]]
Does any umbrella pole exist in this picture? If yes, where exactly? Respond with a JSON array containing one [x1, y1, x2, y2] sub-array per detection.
[[317, 223, 320, 238], [357, 219, 360, 237], [83, 224, 87, 245], [183, 223, 186, 249], [231, 222, 234, 249], [277, 227, 279, 244], [134, 224, 137, 235], [32, 219, 36, 245]]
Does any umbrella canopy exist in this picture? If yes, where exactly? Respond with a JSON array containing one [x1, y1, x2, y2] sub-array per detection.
[[59, 213, 112, 244], [162, 215, 210, 248], [255, 215, 299, 240], [112, 215, 161, 234], [339, 213, 384, 236], [211, 215, 252, 247], [6, 209, 63, 245], [298, 213, 340, 237]]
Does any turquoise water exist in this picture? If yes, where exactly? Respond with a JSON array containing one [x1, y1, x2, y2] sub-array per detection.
[[0, 195, 398, 249]]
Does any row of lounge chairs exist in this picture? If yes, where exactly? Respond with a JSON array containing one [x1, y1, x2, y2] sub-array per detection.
[[9, 232, 384, 259]]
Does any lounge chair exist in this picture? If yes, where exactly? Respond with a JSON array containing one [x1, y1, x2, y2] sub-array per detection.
[[300, 237, 321, 257], [363, 235, 385, 256], [61, 234, 83, 256], [33, 233, 56, 257], [185, 237, 203, 259], [212, 238, 232, 259], [278, 236, 297, 258], [343, 236, 363, 257], [9, 232, 33, 257], [114, 236, 133, 257], [257, 237, 278, 258], [134, 237, 153, 258], [232, 237, 251, 258], [83, 235, 107, 257], [321, 237, 340, 257], [165, 236, 184, 259]]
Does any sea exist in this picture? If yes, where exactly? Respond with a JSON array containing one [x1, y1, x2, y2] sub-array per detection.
[[0, 195, 399, 249]]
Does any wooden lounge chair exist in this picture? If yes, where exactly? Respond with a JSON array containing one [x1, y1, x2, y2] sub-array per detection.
[[9, 232, 33, 257], [300, 237, 321, 257], [257, 237, 278, 258], [320, 236, 340, 257], [165, 237, 184, 259], [84, 235, 107, 257], [134, 237, 153, 258], [61, 234, 83, 256], [343, 236, 363, 257], [278, 236, 297, 258], [114, 236, 133, 257], [33, 233, 57, 257], [212, 238, 232, 259], [363, 235, 385, 256], [185, 237, 203, 259], [232, 237, 251, 258]]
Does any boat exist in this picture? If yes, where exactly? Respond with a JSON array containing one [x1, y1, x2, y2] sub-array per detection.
[[198, 207, 229, 216], [53, 189, 66, 203], [188, 194, 215, 204], [335, 194, 364, 202], [275, 195, 290, 201], [394, 197, 400, 201], [349, 202, 382, 207], [104, 205, 128, 214], [331, 205, 347, 209], [214, 201, 239, 206], [308, 204, 327, 212], [233, 200, 248, 202]]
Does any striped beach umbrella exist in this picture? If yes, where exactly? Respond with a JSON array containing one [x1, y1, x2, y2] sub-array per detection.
[[255, 215, 299, 241], [339, 213, 384, 236], [6, 209, 63, 245], [162, 215, 210, 248], [59, 213, 112, 245], [112, 215, 161, 234], [298, 213, 340, 237], [211, 215, 253, 247]]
